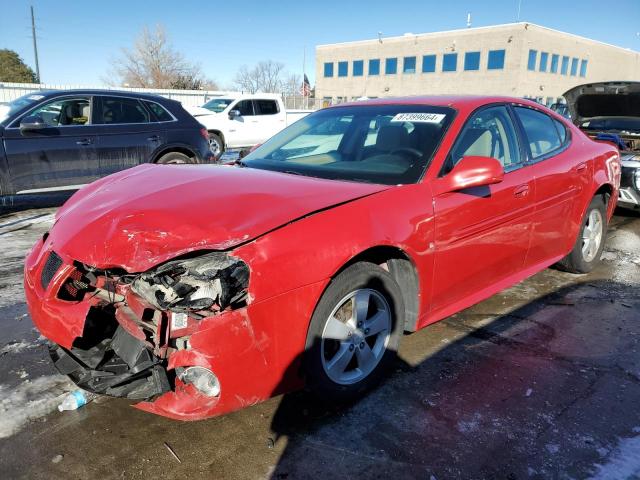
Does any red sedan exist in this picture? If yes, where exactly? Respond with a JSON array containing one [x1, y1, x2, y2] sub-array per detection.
[[24, 96, 621, 420]]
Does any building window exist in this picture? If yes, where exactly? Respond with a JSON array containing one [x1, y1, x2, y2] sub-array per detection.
[[369, 59, 380, 76], [385, 57, 398, 74], [487, 50, 505, 70], [550, 54, 559, 73], [527, 50, 538, 71], [422, 54, 436, 73], [338, 61, 348, 77], [443, 53, 457, 72], [539, 52, 549, 72], [352, 60, 363, 77], [323, 62, 334, 78], [570, 57, 579, 76], [580, 59, 588, 77], [464, 51, 480, 71], [403, 56, 416, 74], [561, 56, 569, 75]]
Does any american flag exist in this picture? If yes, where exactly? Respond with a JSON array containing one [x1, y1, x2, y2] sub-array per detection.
[[301, 74, 311, 97]]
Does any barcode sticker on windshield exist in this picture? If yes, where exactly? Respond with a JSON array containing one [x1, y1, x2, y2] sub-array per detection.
[[391, 113, 446, 123]]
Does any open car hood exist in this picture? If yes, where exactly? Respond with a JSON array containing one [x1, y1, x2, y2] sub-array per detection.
[[563, 81, 640, 126], [50, 164, 389, 272]]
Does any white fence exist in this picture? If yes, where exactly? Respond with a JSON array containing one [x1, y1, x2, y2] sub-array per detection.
[[0, 82, 236, 107], [0, 82, 321, 110]]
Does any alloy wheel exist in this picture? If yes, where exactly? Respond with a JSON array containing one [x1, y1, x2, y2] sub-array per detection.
[[320, 288, 391, 385], [582, 209, 603, 262]]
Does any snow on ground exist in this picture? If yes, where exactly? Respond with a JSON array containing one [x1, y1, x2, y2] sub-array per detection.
[[0, 209, 56, 309], [589, 433, 640, 480], [0, 374, 74, 439]]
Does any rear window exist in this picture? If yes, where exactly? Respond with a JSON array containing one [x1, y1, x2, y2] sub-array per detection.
[[144, 101, 173, 121], [98, 97, 150, 124], [514, 107, 563, 159], [254, 100, 279, 115]]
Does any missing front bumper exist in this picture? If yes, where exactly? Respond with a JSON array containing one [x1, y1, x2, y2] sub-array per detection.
[[49, 325, 171, 400]]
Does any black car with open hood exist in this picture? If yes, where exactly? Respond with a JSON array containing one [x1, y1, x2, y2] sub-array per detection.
[[563, 81, 640, 209]]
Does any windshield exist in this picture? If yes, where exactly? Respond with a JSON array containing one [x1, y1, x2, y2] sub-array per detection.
[[242, 105, 455, 185], [201, 98, 235, 113], [0, 93, 46, 124]]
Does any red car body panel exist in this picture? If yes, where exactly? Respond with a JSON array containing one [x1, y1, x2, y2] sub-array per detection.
[[24, 96, 621, 420]]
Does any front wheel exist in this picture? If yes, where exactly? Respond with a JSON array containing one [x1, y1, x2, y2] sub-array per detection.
[[557, 195, 607, 273], [208, 133, 224, 161], [304, 262, 404, 403]]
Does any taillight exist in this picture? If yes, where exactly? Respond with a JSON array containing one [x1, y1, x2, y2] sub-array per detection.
[[199, 127, 209, 141]]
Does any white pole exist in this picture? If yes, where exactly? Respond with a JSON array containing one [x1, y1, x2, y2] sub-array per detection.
[[517, 0, 522, 21]]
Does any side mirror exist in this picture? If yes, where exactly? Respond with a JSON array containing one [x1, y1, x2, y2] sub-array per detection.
[[228, 109, 241, 120], [436, 156, 504, 194], [20, 115, 47, 131]]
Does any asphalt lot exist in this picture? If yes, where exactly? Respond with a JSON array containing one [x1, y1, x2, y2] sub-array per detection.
[[0, 205, 638, 479]]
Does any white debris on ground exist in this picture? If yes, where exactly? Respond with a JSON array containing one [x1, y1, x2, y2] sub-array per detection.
[[0, 374, 75, 439], [589, 434, 640, 480]]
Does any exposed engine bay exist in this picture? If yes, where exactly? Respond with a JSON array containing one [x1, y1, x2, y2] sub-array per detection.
[[46, 251, 249, 400]]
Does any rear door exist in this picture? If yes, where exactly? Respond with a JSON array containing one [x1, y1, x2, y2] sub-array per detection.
[[3, 95, 100, 193], [512, 106, 584, 267], [430, 105, 535, 313], [93, 95, 162, 175]]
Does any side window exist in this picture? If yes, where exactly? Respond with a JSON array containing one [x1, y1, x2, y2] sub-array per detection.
[[553, 118, 567, 144], [514, 107, 562, 159], [29, 97, 91, 126], [254, 100, 279, 115], [446, 106, 521, 173], [98, 97, 150, 124], [233, 100, 254, 116], [143, 101, 173, 121]]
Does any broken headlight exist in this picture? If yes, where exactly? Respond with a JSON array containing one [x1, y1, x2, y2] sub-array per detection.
[[131, 252, 249, 313]]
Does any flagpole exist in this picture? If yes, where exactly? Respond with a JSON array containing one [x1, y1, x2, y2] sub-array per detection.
[[303, 46, 307, 110]]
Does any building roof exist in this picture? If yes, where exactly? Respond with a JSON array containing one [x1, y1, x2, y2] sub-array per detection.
[[317, 22, 639, 55]]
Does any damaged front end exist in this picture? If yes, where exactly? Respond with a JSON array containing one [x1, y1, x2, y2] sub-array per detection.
[[44, 251, 249, 402]]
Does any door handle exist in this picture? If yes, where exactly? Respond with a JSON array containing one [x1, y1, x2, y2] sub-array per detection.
[[576, 162, 588, 171], [147, 135, 161, 142], [514, 184, 530, 197], [75, 138, 93, 146]]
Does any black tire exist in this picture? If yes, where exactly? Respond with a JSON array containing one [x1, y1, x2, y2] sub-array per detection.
[[304, 262, 404, 404], [557, 195, 607, 273], [208, 133, 224, 161], [156, 151, 195, 164]]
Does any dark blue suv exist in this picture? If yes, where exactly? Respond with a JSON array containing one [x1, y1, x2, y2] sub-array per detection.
[[0, 89, 214, 209]]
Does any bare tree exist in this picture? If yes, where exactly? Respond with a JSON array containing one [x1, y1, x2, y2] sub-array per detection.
[[233, 60, 285, 93], [108, 25, 218, 90], [281, 73, 302, 96]]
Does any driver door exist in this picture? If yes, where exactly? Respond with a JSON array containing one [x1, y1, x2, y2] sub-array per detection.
[[224, 99, 257, 148], [4, 96, 101, 193], [430, 105, 535, 314]]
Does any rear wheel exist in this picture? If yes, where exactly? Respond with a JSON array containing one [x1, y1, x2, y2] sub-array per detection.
[[304, 262, 404, 403], [208, 133, 224, 161], [156, 152, 195, 164], [557, 195, 607, 273]]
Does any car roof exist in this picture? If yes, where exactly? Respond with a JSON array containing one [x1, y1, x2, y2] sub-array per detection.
[[36, 89, 174, 102], [333, 95, 544, 111]]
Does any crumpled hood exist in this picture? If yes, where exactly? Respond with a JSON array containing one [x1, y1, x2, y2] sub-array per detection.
[[563, 81, 640, 125], [49, 164, 389, 272]]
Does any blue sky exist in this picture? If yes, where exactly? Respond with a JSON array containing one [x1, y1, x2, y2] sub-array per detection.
[[1, 0, 639, 88]]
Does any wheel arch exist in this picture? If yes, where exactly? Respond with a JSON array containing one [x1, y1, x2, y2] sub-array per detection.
[[333, 245, 421, 333]]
